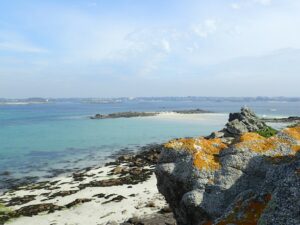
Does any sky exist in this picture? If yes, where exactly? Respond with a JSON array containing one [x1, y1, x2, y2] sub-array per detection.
[[0, 0, 300, 98]]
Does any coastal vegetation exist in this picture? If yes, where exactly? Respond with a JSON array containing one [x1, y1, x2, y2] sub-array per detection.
[[255, 126, 278, 138], [0, 204, 13, 224]]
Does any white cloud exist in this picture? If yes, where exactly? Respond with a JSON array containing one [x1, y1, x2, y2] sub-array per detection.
[[192, 19, 217, 38], [161, 39, 171, 52], [231, 3, 241, 10], [254, 0, 272, 5]]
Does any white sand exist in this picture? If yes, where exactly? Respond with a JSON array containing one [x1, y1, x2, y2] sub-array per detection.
[[155, 112, 228, 121], [1, 165, 167, 225]]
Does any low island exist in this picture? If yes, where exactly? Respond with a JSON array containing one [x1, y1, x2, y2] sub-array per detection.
[[90, 109, 212, 119]]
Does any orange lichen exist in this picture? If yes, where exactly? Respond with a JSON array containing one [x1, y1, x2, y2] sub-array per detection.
[[292, 145, 300, 152], [164, 137, 227, 171], [283, 125, 300, 141], [237, 127, 300, 154], [164, 138, 197, 153], [216, 194, 271, 225], [236, 133, 278, 153], [164, 125, 300, 171], [239, 133, 265, 142], [194, 138, 228, 171]]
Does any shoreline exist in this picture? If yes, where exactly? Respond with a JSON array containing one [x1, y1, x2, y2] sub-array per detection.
[[0, 145, 175, 225], [0, 143, 163, 194]]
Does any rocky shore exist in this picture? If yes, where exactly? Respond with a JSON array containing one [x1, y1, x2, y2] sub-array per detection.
[[156, 107, 300, 225], [0, 145, 176, 225], [90, 109, 212, 119]]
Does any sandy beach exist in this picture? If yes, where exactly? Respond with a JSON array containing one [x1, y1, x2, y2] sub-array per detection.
[[0, 147, 173, 225]]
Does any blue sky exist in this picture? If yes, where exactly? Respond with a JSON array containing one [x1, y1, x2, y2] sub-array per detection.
[[0, 0, 300, 97]]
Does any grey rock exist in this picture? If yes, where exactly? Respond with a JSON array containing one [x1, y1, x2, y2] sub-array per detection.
[[224, 107, 267, 136], [156, 108, 300, 225]]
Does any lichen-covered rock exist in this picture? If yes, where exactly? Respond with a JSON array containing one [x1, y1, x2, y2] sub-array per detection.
[[156, 108, 300, 225]]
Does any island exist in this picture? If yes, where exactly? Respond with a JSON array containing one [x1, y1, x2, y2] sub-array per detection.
[[90, 109, 212, 119]]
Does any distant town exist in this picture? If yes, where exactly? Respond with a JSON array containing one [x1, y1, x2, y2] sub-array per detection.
[[1, 96, 300, 105]]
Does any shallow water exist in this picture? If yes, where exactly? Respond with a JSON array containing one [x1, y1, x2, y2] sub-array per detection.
[[0, 100, 299, 186]]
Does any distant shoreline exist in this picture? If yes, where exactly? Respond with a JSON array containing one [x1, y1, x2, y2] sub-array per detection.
[[262, 116, 300, 123], [1, 96, 300, 106]]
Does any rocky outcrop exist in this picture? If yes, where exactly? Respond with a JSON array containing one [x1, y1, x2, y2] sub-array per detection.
[[90, 112, 159, 119], [90, 109, 212, 119], [156, 108, 300, 225], [209, 107, 267, 138]]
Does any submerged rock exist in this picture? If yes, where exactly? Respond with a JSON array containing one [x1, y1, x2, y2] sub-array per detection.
[[156, 108, 300, 225]]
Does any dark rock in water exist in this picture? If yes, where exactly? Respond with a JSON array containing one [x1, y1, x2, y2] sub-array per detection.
[[90, 111, 159, 119], [156, 108, 300, 225], [65, 198, 92, 208], [0, 171, 10, 176], [0, 176, 39, 191], [90, 109, 212, 119], [45, 168, 73, 178]]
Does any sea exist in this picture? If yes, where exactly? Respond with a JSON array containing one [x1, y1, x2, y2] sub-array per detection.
[[0, 99, 300, 190]]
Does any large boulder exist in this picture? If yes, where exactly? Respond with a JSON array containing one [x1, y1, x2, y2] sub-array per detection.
[[155, 109, 300, 225]]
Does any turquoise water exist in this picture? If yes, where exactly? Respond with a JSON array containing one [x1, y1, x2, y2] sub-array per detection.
[[0, 100, 299, 187]]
